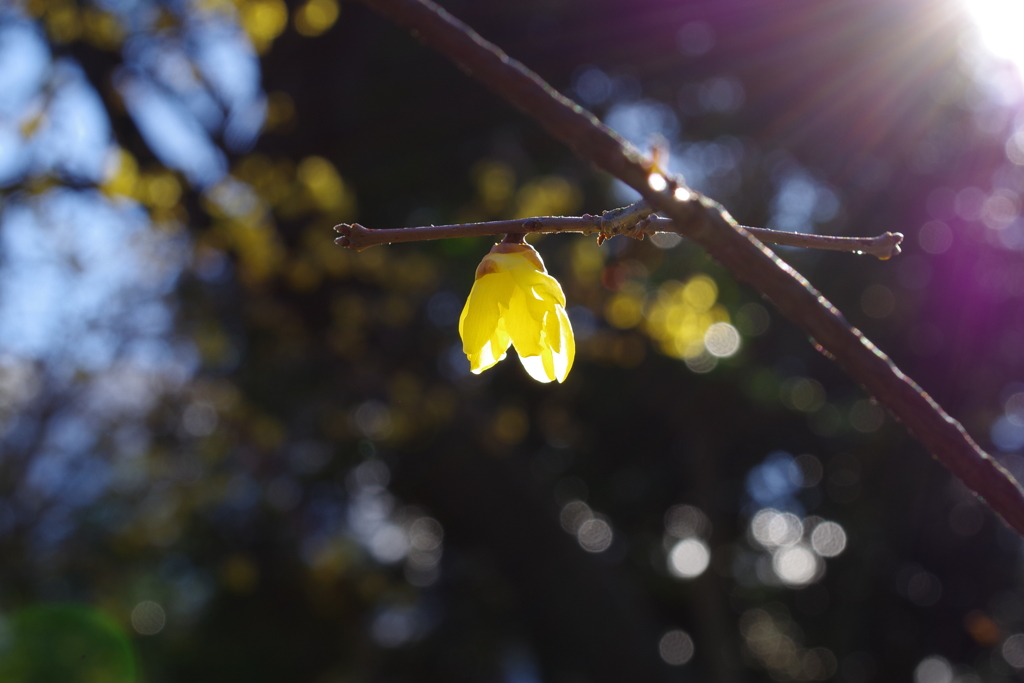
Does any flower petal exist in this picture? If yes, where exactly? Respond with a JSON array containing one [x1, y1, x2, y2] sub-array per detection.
[[510, 262, 566, 308], [550, 305, 575, 382], [519, 306, 575, 383], [505, 285, 546, 358], [472, 316, 511, 374], [519, 352, 555, 383], [460, 272, 515, 372]]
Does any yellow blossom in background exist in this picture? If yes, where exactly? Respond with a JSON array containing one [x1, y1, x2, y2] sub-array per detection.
[[645, 275, 730, 360], [473, 160, 515, 216], [83, 7, 125, 50], [513, 176, 581, 219], [43, 0, 80, 43], [460, 242, 574, 383], [101, 148, 138, 199], [139, 170, 182, 210], [294, 0, 339, 37], [298, 155, 356, 216], [604, 282, 646, 330], [239, 0, 287, 53]]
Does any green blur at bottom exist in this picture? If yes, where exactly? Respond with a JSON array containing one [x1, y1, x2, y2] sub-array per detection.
[[0, 604, 136, 683]]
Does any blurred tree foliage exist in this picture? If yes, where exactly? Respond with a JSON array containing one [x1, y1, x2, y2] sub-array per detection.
[[2, 0, 1024, 681]]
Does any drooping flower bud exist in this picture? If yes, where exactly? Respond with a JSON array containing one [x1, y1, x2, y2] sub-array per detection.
[[459, 241, 575, 383]]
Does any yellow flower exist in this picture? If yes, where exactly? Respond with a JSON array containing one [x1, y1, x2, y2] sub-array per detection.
[[459, 241, 575, 383]]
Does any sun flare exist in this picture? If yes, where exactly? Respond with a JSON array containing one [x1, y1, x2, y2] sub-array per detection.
[[959, 0, 1024, 71]]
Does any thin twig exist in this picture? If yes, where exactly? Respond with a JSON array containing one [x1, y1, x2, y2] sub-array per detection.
[[739, 225, 903, 260], [355, 0, 1024, 535], [655, 217, 903, 260], [337, 217, 601, 250], [335, 200, 656, 250], [335, 206, 904, 260]]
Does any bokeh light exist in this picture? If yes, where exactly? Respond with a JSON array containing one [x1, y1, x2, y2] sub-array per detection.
[[668, 538, 710, 579], [746, 452, 803, 512], [658, 629, 695, 666], [559, 500, 614, 553], [577, 518, 614, 553], [676, 21, 714, 57], [664, 504, 712, 540], [560, 500, 593, 534], [1003, 634, 1024, 668], [130, 601, 166, 636], [782, 378, 826, 413], [645, 275, 730, 362], [810, 521, 847, 558], [573, 66, 612, 105], [914, 655, 953, 683], [850, 400, 886, 433], [294, 0, 339, 36], [751, 509, 802, 549], [740, 609, 837, 679], [371, 606, 422, 648], [921, 223, 950, 254], [897, 564, 944, 607], [794, 454, 823, 487], [734, 303, 770, 336], [703, 322, 741, 358], [772, 544, 819, 586]]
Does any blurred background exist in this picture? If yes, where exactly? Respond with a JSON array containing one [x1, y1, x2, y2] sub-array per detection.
[[1, 0, 1024, 680]]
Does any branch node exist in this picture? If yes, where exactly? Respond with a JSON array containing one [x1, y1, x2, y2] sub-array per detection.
[[597, 200, 654, 237], [334, 223, 377, 252], [874, 232, 904, 260]]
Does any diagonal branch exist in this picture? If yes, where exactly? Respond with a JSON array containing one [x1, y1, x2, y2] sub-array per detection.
[[353, 0, 1024, 535]]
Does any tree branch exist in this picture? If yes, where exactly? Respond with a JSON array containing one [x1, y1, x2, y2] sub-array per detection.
[[335, 203, 904, 260], [353, 0, 1024, 535]]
